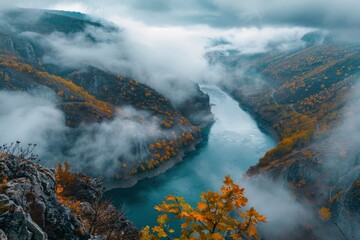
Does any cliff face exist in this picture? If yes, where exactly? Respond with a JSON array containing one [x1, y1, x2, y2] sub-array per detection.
[[177, 83, 214, 129], [0, 154, 88, 239], [0, 151, 139, 240]]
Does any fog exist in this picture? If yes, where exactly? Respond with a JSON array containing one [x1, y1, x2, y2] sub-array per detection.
[[0, 1, 358, 238], [0, 90, 66, 159], [0, 90, 161, 177], [242, 177, 313, 239], [320, 83, 360, 178], [2, 0, 360, 30], [68, 107, 161, 177], [19, 22, 311, 105]]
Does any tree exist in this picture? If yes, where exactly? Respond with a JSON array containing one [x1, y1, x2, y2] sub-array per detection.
[[141, 176, 266, 239], [55, 162, 139, 239], [82, 196, 139, 240], [319, 207, 331, 221]]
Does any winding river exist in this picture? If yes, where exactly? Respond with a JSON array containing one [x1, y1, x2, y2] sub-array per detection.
[[106, 85, 276, 229]]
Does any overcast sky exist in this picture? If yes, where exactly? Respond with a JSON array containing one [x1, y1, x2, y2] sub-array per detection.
[[4, 0, 358, 103], [1, 0, 358, 102], [1, 0, 360, 30]]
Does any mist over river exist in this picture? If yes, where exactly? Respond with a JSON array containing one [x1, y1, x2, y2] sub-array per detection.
[[106, 85, 276, 229]]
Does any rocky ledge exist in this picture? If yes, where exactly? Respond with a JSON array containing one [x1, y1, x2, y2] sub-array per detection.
[[0, 149, 139, 240]]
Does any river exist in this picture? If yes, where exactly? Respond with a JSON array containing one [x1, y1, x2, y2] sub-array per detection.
[[106, 85, 276, 229]]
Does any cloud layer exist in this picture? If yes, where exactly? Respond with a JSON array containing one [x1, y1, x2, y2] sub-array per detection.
[[0, 90, 66, 158], [0, 90, 161, 177], [20, 20, 310, 104], [2, 0, 360, 31]]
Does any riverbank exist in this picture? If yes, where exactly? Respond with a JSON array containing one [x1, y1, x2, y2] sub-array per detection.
[[104, 127, 211, 189], [105, 85, 276, 229], [222, 87, 281, 143], [105, 87, 215, 189]]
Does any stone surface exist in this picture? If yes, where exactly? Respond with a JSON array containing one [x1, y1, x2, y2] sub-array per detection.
[[0, 153, 139, 240], [0, 155, 89, 240]]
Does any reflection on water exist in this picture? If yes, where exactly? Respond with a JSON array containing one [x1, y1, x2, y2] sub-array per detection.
[[105, 85, 276, 229]]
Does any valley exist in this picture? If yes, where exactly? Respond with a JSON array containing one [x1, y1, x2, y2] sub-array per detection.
[[0, 9, 214, 185], [106, 85, 275, 230], [0, 4, 360, 240]]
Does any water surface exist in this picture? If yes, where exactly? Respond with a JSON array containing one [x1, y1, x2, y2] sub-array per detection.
[[106, 85, 276, 229]]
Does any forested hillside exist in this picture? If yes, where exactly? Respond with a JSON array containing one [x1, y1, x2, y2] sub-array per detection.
[[0, 9, 213, 185], [210, 34, 360, 238]]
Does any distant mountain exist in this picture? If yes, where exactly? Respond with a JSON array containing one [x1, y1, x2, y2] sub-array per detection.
[[1, 9, 104, 34]]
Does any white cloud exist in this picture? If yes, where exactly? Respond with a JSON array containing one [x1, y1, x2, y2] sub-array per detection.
[[0, 90, 66, 158], [68, 107, 161, 176], [0, 90, 162, 176], [23, 15, 311, 105]]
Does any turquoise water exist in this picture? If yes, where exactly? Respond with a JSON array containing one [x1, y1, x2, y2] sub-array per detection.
[[106, 85, 275, 229]]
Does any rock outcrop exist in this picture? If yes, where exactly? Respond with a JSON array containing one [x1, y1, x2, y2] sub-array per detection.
[[0, 152, 138, 240], [177, 83, 214, 128], [0, 154, 87, 239]]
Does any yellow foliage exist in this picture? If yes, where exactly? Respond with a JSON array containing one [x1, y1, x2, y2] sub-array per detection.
[[354, 179, 360, 187], [55, 162, 75, 184], [54, 162, 81, 215], [141, 176, 265, 239], [35, 70, 112, 115], [319, 207, 331, 221], [57, 90, 64, 97]]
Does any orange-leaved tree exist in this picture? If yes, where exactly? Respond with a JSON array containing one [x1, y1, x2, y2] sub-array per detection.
[[141, 175, 266, 240]]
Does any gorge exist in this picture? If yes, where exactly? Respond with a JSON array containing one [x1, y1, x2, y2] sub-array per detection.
[[106, 85, 276, 229], [1, 2, 360, 239]]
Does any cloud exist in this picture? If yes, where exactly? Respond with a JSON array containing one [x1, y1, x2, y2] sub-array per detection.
[[68, 107, 161, 177], [206, 26, 310, 54], [320, 82, 360, 174], [243, 177, 313, 239], [0, 90, 162, 177], [0, 90, 66, 159], [0, 3, 354, 236], [1, 1, 318, 107], [19, 17, 311, 105], [20, 23, 215, 105], [125, 0, 360, 31], [2, 0, 360, 32]]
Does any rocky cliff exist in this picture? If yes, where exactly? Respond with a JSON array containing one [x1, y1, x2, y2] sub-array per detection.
[[0, 145, 139, 240]]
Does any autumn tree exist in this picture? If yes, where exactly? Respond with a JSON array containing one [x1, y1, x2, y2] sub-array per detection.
[[55, 162, 81, 214], [319, 207, 331, 221], [55, 162, 139, 239], [80, 196, 139, 240], [141, 176, 266, 240]]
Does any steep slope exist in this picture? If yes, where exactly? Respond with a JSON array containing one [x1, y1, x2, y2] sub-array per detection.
[[212, 38, 360, 238], [0, 9, 214, 186], [0, 53, 113, 125], [0, 147, 139, 239], [1, 9, 104, 35]]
